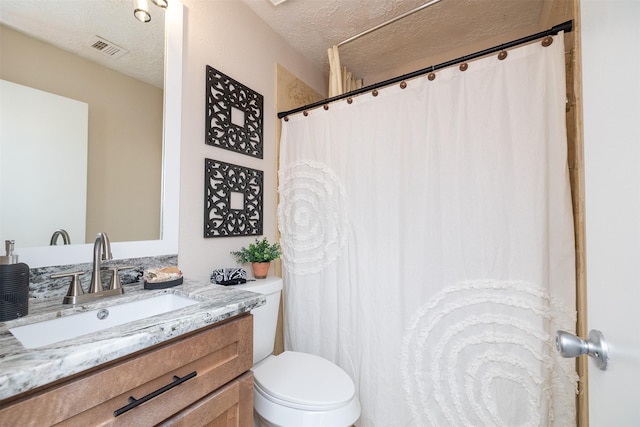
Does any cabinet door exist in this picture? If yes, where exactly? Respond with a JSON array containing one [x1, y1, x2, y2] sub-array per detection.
[[0, 315, 253, 426], [159, 372, 254, 427]]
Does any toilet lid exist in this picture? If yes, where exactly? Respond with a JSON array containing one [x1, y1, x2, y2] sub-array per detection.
[[253, 351, 356, 411]]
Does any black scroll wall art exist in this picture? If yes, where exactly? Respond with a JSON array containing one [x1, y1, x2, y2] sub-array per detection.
[[206, 66, 264, 158], [204, 158, 263, 238]]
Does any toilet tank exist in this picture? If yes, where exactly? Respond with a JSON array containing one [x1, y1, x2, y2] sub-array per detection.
[[231, 277, 283, 364]]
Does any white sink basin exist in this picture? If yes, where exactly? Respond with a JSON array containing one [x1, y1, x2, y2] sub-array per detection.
[[10, 294, 199, 349]]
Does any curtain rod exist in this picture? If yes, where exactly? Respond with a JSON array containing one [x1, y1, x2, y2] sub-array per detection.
[[337, 0, 443, 48], [278, 20, 573, 119]]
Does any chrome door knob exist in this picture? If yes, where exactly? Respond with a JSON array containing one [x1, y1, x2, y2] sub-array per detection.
[[555, 329, 609, 370]]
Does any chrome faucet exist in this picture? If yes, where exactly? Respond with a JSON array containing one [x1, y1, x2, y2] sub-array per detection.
[[89, 232, 113, 293], [49, 229, 71, 245]]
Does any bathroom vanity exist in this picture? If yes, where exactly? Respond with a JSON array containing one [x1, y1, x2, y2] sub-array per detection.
[[0, 279, 264, 426]]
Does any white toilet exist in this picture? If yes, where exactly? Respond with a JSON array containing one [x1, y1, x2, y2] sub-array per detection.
[[231, 277, 361, 427]]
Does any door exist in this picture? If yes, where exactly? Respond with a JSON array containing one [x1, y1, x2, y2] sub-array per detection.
[[581, 0, 640, 425]]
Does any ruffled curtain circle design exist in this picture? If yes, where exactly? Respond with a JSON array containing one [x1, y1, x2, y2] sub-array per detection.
[[278, 161, 349, 275], [401, 280, 577, 426]]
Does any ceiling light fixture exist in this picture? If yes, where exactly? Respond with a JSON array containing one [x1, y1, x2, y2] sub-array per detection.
[[134, 8, 151, 23], [134, 0, 151, 22], [151, 0, 168, 8], [134, 0, 168, 23]]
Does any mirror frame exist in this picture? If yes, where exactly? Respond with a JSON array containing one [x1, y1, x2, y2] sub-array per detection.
[[20, 1, 183, 268]]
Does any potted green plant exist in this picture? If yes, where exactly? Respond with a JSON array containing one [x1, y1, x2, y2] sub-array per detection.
[[231, 237, 282, 279]]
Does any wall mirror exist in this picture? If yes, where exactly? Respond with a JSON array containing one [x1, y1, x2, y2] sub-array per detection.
[[0, 0, 182, 267]]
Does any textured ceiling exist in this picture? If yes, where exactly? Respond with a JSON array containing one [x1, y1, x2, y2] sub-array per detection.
[[242, 0, 546, 83], [0, 0, 547, 90], [0, 0, 165, 88]]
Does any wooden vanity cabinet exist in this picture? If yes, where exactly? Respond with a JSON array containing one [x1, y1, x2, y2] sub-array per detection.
[[0, 314, 254, 426]]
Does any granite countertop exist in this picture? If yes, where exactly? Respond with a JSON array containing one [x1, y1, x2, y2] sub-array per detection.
[[0, 278, 265, 401]]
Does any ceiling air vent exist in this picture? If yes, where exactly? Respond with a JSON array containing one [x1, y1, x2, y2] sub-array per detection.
[[85, 36, 128, 59]]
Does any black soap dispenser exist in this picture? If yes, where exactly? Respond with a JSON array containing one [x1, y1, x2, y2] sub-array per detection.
[[0, 240, 29, 321]]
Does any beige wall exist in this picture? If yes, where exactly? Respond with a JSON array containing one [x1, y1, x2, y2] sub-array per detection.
[[177, 0, 326, 282], [0, 24, 163, 243]]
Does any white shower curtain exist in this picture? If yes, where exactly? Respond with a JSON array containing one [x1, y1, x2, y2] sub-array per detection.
[[278, 35, 577, 427]]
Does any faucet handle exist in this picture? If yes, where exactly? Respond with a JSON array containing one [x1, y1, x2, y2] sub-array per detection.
[[51, 271, 85, 305], [106, 265, 135, 291]]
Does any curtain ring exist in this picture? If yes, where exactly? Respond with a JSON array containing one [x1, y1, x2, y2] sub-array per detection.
[[400, 81, 407, 89], [372, 89, 379, 97], [283, 116, 289, 122], [347, 98, 353, 104], [542, 36, 553, 47], [459, 63, 468, 71], [303, 110, 309, 116], [428, 66, 436, 81], [498, 51, 508, 60], [323, 104, 329, 110]]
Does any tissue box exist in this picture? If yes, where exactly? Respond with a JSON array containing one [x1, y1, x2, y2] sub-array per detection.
[[211, 268, 247, 285]]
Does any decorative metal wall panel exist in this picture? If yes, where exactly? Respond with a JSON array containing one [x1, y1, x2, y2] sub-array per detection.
[[204, 158, 263, 237], [206, 66, 264, 158]]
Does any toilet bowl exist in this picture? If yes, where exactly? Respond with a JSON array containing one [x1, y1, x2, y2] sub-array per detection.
[[252, 352, 361, 427], [229, 278, 361, 427]]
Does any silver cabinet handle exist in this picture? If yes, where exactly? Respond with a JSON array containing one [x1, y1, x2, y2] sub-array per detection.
[[556, 329, 609, 370]]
